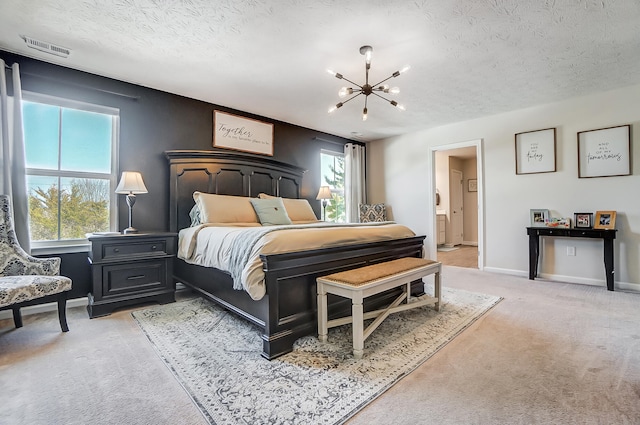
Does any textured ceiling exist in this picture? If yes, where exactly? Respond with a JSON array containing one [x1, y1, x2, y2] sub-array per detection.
[[0, 0, 639, 141]]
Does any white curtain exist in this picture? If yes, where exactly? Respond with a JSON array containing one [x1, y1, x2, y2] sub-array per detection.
[[0, 60, 30, 251], [344, 143, 366, 223]]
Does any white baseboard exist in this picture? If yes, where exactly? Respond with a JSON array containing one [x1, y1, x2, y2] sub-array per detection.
[[0, 297, 88, 320], [462, 241, 478, 246], [484, 267, 640, 293]]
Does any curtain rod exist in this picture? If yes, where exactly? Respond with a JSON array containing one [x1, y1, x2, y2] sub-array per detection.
[[314, 136, 366, 146], [2, 62, 139, 101]]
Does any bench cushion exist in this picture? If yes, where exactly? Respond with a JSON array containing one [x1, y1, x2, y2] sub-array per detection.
[[321, 257, 438, 287], [0, 275, 72, 308]]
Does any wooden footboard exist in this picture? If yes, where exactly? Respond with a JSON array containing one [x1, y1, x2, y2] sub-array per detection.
[[174, 235, 425, 359]]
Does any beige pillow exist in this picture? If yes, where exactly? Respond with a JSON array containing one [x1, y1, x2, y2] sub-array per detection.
[[193, 192, 259, 224], [258, 193, 319, 222]]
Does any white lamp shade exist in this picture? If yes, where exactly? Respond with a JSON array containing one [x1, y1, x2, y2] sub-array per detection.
[[316, 186, 332, 200], [115, 171, 148, 194]]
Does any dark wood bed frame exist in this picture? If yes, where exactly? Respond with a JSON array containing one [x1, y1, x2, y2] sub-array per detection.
[[166, 150, 426, 359]]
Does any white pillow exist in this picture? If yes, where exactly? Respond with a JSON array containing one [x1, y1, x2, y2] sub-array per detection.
[[193, 192, 259, 224], [258, 193, 319, 222]]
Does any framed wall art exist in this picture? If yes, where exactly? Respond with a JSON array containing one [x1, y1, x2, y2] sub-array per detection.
[[213, 110, 274, 156], [594, 211, 617, 230], [515, 128, 556, 174], [577, 125, 630, 178], [530, 209, 549, 227], [468, 179, 477, 192], [573, 212, 593, 229]]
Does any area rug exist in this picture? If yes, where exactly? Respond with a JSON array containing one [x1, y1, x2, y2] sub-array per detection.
[[132, 286, 501, 425]]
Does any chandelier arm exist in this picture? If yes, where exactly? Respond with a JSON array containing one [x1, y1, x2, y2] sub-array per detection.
[[340, 92, 363, 106], [371, 74, 396, 88], [337, 75, 363, 88], [371, 91, 394, 103]]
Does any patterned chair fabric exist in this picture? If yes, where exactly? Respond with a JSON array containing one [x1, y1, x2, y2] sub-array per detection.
[[359, 203, 387, 223], [0, 195, 71, 332]]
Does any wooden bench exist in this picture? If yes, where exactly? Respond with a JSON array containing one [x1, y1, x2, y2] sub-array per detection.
[[316, 257, 441, 359]]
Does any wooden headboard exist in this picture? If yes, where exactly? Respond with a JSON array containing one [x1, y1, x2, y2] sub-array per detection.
[[165, 150, 306, 232]]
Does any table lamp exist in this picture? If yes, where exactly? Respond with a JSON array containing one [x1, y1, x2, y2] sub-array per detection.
[[316, 186, 332, 221], [115, 171, 148, 234]]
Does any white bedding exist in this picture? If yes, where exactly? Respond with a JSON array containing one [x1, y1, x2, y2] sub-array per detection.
[[178, 222, 416, 300]]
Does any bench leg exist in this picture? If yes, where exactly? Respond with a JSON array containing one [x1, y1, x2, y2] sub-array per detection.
[[317, 283, 328, 342], [12, 307, 23, 328], [57, 293, 69, 332], [434, 269, 441, 312], [352, 297, 364, 359]]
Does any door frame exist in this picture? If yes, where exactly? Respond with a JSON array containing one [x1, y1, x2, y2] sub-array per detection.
[[429, 139, 484, 270]]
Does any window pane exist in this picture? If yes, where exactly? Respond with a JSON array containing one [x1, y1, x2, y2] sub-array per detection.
[[61, 109, 112, 173], [23, 102, 60, 170], [27, 175, 111, 241], [60, 177, 111, 238], [27, 175, 60, 241], [320, 152, 346, 223]]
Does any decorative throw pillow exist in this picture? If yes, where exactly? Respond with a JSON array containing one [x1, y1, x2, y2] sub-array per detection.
[[249, 198, 292, 226], [359, 203, 387, 223], [193, 192, 259, 224], [258, 193, 319, 222]]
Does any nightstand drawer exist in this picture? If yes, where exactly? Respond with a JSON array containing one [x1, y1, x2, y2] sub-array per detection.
[[102, 260, 167, 298], [101, 240, 168, 260]]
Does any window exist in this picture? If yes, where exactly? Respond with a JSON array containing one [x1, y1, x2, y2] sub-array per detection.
[[320, 150, 346, 222], [22, 93, 119, 246]]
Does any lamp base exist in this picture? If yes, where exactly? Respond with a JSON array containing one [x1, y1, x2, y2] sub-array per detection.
[[123, 227, 139, 234]]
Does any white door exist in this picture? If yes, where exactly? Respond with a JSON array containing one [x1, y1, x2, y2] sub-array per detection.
[[450, 169, 464, 245]]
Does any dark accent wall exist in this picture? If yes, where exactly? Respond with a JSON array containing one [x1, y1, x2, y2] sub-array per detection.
[[2, 50, 359, 300]]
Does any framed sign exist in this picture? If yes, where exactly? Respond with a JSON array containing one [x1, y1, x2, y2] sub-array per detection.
[[515, 128, 556, 174], [468, 179, 477, 192], [577, 125, 630, 178], [213, 110, 274, 156]]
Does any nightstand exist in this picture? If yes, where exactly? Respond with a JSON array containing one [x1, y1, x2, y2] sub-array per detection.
[[87, 232, 177, 318]]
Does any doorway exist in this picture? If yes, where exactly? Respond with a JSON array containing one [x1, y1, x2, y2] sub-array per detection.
[[430, 140, 483, 270]]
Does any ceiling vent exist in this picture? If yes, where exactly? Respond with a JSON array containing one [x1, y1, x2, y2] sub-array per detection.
[[21, 35, 70, 58]]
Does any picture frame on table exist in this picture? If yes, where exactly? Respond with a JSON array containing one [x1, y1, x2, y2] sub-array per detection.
[[515, 128, 556, 175], [573, 213, 593, 229], [530, 209, 549, 227], [577, 125, 630, 178], [593, 211, 617, 230]]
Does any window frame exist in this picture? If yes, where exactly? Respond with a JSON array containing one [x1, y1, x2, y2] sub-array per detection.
[[22, 91, 120, 251]]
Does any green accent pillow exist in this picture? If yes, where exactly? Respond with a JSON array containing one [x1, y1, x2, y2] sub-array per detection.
[[249, 198, 292, 226]]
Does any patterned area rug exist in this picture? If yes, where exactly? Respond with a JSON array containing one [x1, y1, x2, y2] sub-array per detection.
[[132, 286, 501, 425]]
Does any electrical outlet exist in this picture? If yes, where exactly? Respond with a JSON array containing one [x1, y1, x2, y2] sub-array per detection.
[[567, 246, 576, 256]]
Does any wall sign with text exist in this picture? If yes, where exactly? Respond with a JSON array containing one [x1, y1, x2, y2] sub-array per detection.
[[213, 110, 274, 156], [577, 124, 630, 178], [515, 128, 556, 175]]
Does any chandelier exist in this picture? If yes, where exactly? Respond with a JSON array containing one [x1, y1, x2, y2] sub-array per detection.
[[327, 45, 409, 121]]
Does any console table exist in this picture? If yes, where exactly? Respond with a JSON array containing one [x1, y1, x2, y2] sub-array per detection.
[[526, 227, 617, 291]]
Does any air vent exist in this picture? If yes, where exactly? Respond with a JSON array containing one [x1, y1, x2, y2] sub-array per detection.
[[21, 35, 70, 58]]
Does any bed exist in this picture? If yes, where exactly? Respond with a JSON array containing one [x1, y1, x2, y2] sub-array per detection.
[[166, 149, 426, 359]]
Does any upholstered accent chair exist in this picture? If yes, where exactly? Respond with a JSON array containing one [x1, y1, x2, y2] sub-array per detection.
[[358, 203, 387, 223], [0, 195, 72, 332]]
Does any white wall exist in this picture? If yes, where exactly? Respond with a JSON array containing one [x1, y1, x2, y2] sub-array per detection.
[[367, 83, 640, 290]]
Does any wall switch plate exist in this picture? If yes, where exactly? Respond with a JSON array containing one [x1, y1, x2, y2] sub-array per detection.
[[567, 246, 576, 256]]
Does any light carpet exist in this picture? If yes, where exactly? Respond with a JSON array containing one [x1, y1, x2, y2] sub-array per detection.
[[132, 286, 501, 425]]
